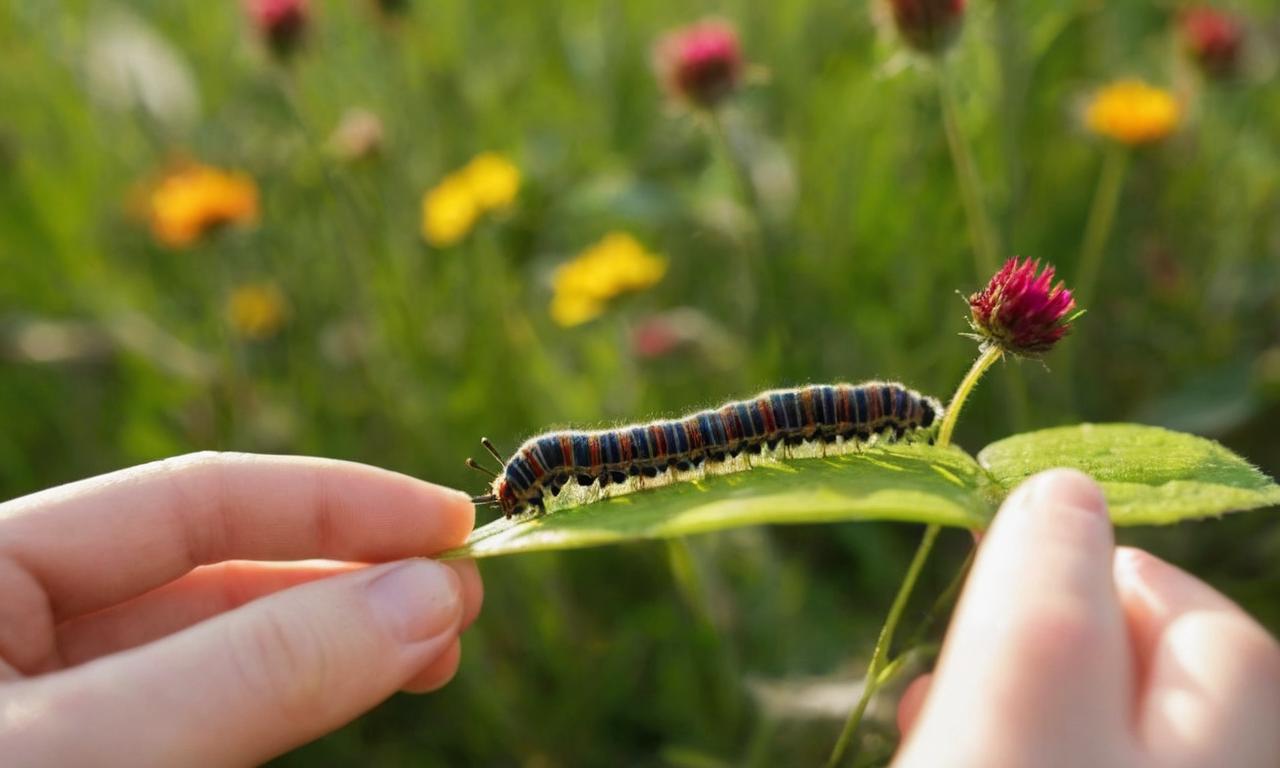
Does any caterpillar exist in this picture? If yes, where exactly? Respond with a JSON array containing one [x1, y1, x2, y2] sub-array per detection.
[[467, 381, 943, 519]]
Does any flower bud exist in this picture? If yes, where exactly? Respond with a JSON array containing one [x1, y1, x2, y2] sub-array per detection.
[[653, 19, 744, 109], [245, 0, 308, 57], [1180, 7, 1243, 79], [889, 0, 966, 55], [968, 257, 1078, 357]]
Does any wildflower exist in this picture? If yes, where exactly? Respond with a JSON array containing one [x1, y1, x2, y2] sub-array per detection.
[[967, 257, 1078, 357], [326, 108, 384, 162], [421, 175, 479, 247], [632, 316, 685, 359], [148, 163, 259, 248], [550, 233, 667, 327], [889, 0, 966, 55], [226, 282, 287, 340], [653, 19, 744, 109], [1084, 79, 1180, 145], [420, 152, 520, 247], [245, 0, 308, 55], [1181, 7, 1243, 78], [461, 152, 520, 211]]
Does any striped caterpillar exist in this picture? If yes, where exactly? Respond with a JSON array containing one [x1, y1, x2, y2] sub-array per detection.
[[468, 381, 943, 519]]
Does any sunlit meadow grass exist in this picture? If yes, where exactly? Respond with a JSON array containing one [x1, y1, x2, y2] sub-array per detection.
[[1, 1, 1279, 764]]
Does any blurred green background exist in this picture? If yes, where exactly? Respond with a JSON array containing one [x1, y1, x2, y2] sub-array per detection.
[[2, 0, 1278, 765]]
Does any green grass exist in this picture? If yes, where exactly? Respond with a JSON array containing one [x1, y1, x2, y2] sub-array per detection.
[[2, 1, 1279, 764]]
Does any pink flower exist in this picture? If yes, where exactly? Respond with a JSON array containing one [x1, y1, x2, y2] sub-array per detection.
[[631, 318, 685, 359], [653, 19, 744, 108], [889, 0, 966, 55], [968, 257, 1078, 356], [246, 0, 309, 55], [1181, 7, 1243, 78]]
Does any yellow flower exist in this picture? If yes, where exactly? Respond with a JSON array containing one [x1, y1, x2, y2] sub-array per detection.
[[1085, 79, 1180, 145], [419, 152, 519, 247], [461, 152, 520, 211], [421, 175, 480, 247], [227, 282, 287, 340], [550, 232, 667, 327], [149, 163, 259, 248]]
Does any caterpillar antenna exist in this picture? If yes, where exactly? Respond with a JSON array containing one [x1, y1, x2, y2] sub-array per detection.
[[481, 437, 504, 464], [466, 457, 499, 479], [470, 494, 498, 504]]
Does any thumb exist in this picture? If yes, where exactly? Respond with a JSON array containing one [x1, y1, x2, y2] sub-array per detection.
[[897, 470, 1132, 765], [11, 559, 463, 767]]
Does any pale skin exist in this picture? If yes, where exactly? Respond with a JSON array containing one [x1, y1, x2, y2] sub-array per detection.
[[0, 458, 1276, 766], [894, 469, 1280, 768], [0, 452, 482, 767]]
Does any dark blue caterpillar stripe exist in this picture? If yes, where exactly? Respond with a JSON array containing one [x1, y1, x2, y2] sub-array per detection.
[[473, 381, 943, 519]]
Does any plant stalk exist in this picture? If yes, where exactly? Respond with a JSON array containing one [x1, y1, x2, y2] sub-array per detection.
[[937, 345, 1004, 448], [826, 523, 940, 768], [938, 68, 1000, 280], [1075, 145, 1129, 306], [826, 344, 1002, 766]]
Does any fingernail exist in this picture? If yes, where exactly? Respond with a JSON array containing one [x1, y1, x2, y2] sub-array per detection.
[[367, 560, 462, 645], [1026, 469, 1107, 519]]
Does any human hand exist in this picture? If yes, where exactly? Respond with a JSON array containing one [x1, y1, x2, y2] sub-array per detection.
[[893, 469, 1280, 768], [0, 452, 482, 767]]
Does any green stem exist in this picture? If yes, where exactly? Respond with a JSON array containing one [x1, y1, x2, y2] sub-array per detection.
[[937, 345, 1004, 448], [826, 344, 1001, 765], [705, 109, 763, 222], [704, 108, 780, 350], [1075, 145, 1129, 306], [826, 524, 941, 768], [938, 68, 1000, 280]]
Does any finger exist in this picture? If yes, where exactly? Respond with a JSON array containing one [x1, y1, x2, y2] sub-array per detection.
[[1114, 548, 1280, 766], [897, 470, 1131, 763], [1114, 546, 1251, 665], [896, 673, 932, 738], [401, 638, 462, 694], [443, 559, 484, 631], [55, 561, 361, 665], [57, 559, 486, 666], [11, 559, 465, 767], [0, 452, 474, 619]]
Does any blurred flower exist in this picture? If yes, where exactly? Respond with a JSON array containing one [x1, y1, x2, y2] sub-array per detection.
[[888, 0, 966, 54], [630, 308, 740, 366], [968, 257, 1078, 357], [461, 152, 521, 211], [85, 9, 200, 130], [148, 163, 259, 248], [326, 108, 384, 161], [653, 19, 744, 109], [550, 233, 667, 327], [1085, 79, 1180, 145], [245, 0, 308, 56], [632, 316, 684, 359], [226, 282, 288, 340], [421, 176, 479, 247], [1180, 7, 1243, 78], [420, 152, 520, 247]]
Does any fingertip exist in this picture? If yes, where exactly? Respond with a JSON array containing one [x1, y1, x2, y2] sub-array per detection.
[[420, 483, 476, 553], [443, 559, 484, 630], [401, 638, 462, 694], [1014, 469, 1107, 520], [896, 673, 932, 737]]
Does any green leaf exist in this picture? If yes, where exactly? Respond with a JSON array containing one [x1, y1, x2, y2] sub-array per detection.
[[978, 423, 1280, 525], [441, 423, 1280, 559], [441, 444, 994, 559]]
